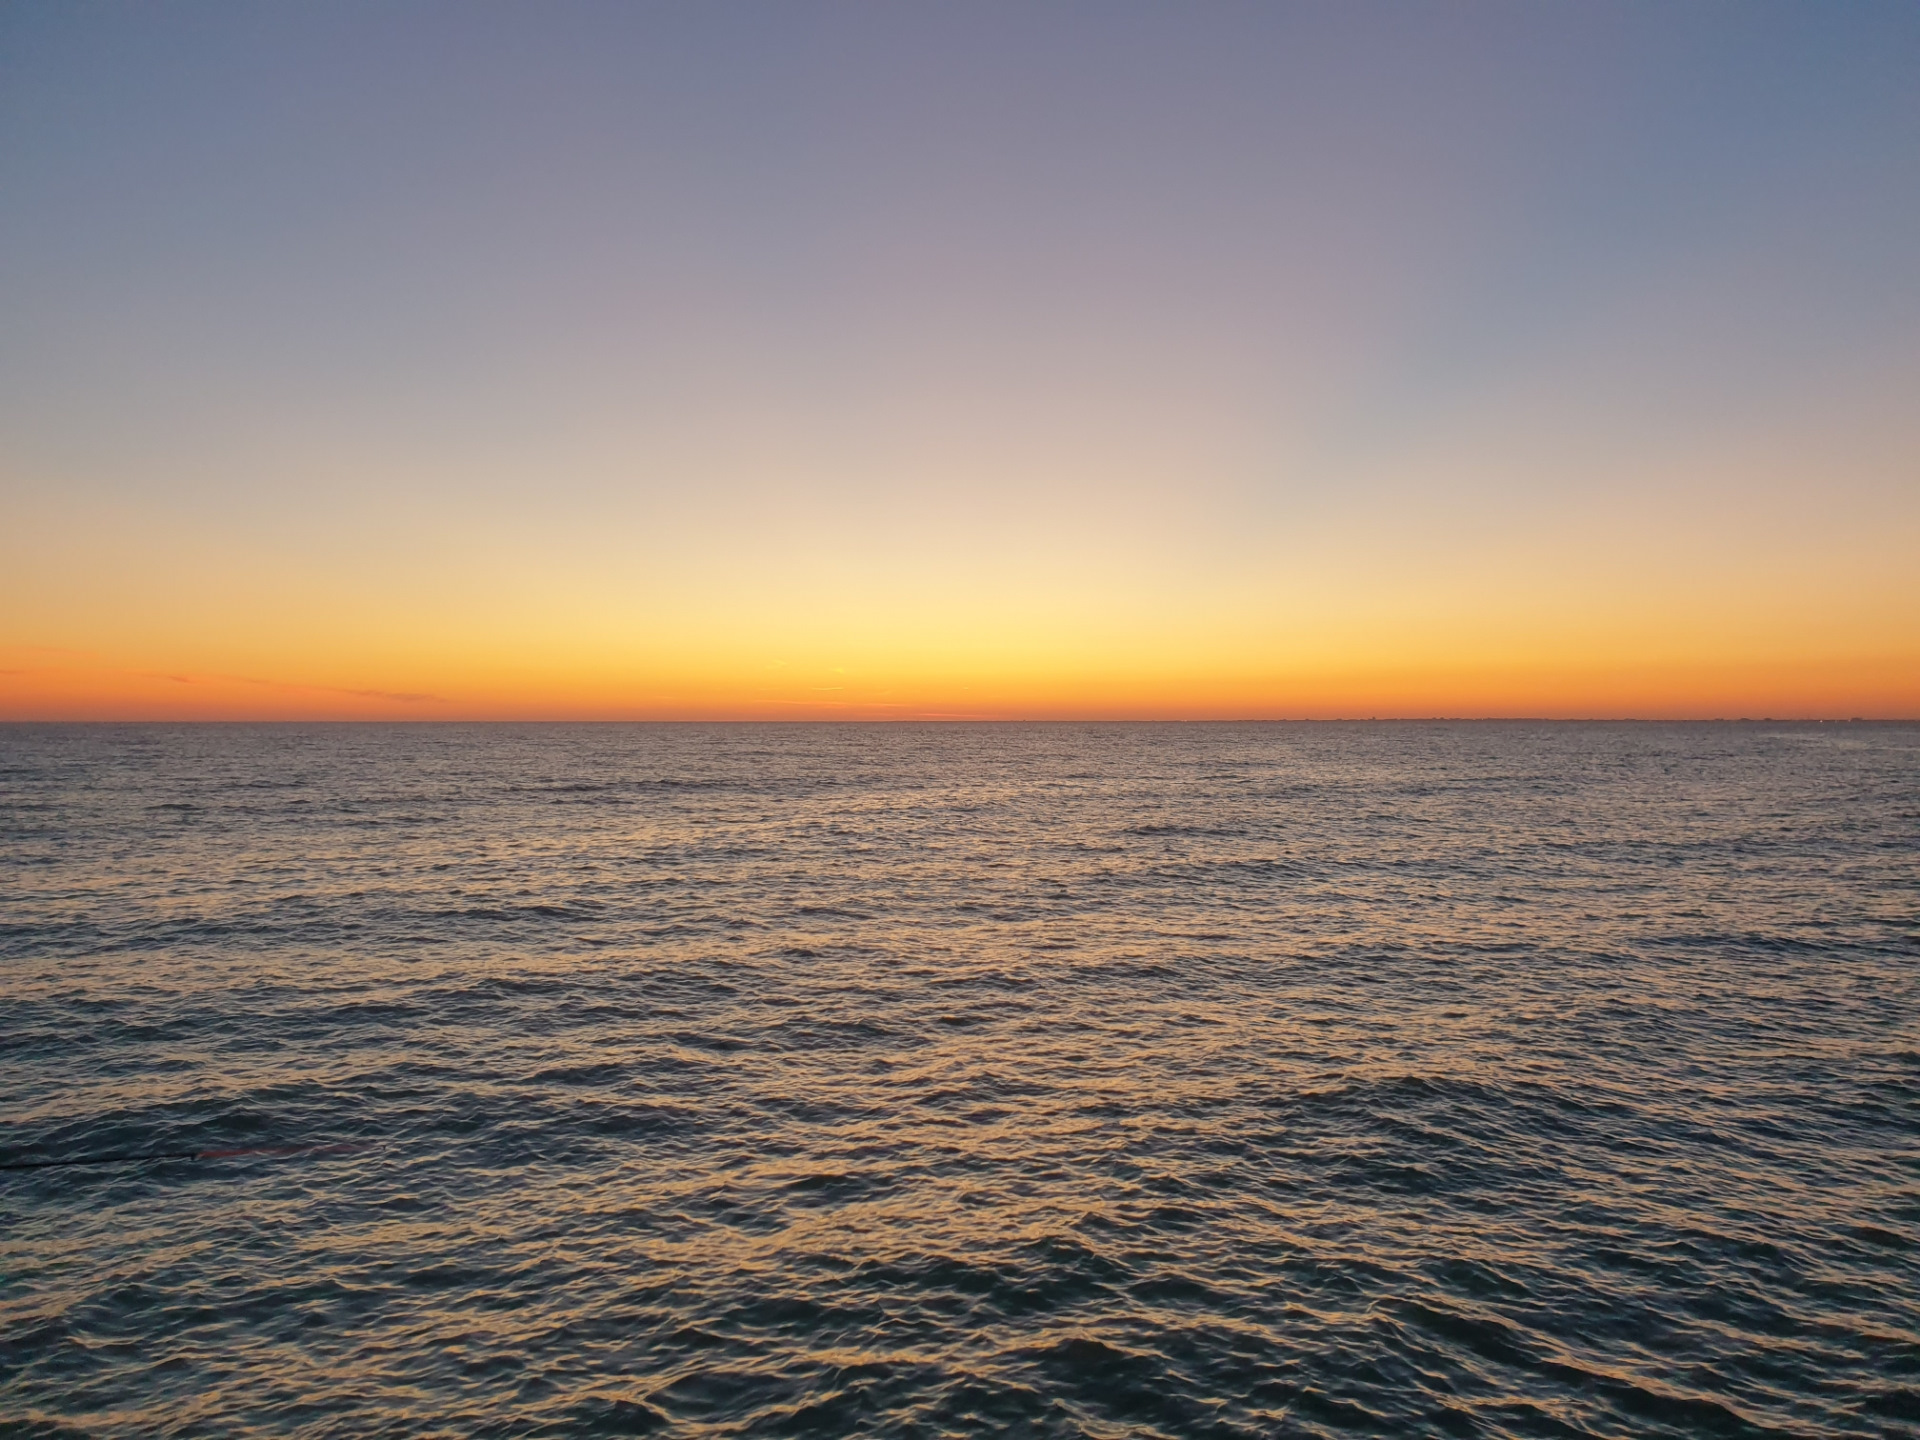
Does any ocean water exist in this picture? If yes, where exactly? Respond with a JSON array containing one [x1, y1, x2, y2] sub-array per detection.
[[2, 722, 1916, 1439]]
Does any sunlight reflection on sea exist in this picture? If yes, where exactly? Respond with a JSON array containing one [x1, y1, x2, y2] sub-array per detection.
[[3, 722, 1917, 1437]]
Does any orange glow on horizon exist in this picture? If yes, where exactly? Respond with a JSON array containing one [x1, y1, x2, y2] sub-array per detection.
[[5, 5, 1919, 729], [5, 644, 1914, 722]]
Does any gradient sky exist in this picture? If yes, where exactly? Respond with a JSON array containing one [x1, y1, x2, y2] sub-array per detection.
[[4, 1, 1917, 719]]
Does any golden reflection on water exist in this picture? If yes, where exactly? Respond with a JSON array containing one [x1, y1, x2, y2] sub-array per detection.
[[2, 722, 1917, 1437]]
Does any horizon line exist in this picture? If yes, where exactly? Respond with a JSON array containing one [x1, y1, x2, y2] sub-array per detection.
[[2, 715, 1911, 726]]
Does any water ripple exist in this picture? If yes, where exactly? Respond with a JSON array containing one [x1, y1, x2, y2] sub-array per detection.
[[1, 721, 1916, 1437]]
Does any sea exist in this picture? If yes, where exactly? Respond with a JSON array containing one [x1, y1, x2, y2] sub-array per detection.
[[2, 722, 1916, 1438]]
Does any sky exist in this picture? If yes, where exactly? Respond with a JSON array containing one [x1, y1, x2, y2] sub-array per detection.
[[3, 1, 1917, 720]]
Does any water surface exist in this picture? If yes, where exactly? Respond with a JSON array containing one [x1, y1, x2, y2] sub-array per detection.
[[3, 722, 1917, 1437]]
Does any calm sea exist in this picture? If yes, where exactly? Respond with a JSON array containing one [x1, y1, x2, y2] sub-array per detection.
[[2, 722, 1916, 1438]]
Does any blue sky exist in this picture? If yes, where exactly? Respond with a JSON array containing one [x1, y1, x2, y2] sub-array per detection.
[[4, 2, 1917, 716]]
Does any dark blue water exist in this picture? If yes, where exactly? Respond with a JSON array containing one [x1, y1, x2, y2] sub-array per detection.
[[2, 722, 1917, 1438]]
